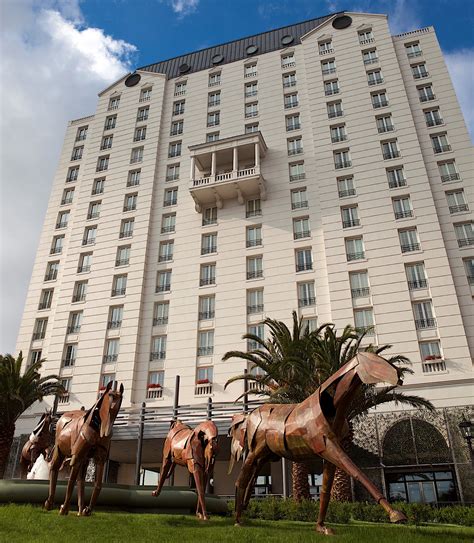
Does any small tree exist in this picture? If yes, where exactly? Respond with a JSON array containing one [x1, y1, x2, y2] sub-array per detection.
[[0, 352, 63, 478]]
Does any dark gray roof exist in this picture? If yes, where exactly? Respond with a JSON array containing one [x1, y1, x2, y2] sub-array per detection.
[[138, 12, 339, 79]]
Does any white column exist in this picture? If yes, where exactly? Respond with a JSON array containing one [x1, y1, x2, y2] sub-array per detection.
[[211, 152, 216, 177], [233, 146, 239, 173], [255, 143, 260, 168], [190, 156, 195, 180]]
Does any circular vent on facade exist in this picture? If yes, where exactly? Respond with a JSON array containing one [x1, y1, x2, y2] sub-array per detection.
[[212, 53, 224, 64], [125, 73, 141, 87], [332, 15, 353, 29], [246, 44, 259, 55], [179, 63, 191, 74], [281, 35, 294, 46]]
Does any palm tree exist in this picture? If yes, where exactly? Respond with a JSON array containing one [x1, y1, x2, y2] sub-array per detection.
[[0, 352, 63, 478]]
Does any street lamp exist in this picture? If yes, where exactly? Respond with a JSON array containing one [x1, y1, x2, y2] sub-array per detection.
[[458, 416, 474, 467]]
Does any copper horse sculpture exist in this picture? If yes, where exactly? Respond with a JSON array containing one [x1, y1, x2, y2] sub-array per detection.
[[44, 381, 123, 515], [152, 420, 219, 519], [20, 410, 54, 478], [228, 352, 407, 534]]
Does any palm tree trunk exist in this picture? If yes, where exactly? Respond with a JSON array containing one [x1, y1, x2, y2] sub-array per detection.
[[0, 423, 15, 479], [331, 423, 353, 502], [291, 461, 311, 502]]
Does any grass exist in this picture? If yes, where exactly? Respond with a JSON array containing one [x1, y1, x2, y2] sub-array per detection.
[[0, 505, 472, 543]]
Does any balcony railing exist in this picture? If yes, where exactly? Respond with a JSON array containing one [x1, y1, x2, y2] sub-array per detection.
[[422, 359, 446, 373], [319, 47, 334, 55], [67, 325, 81, 334], [58, 393, 70, 404], [201, 246, 217, 255], [388, 179, 407, 189], [147, 387, 163, 399], [247, 270, 263, 280], [296, 263, 313, 272], [246, 238, 262, 247], [415, 318, 437, 329], [91, 187, 104, 195], [149, 352, 166, 360], [247, 304, 264, 314], [82, 237, 96, 246], [103, 354, 118, 363], [199, 311, 215, 320], [335, 160, 352, 169], [441, 173, 460, 182], [363, 57, 378, 65], [413, 71, 429, 79], [163, 199, 177, 207], [383, 150, 400, 160], [32, 332, 45, 341], [343, 219, 360, 228], [284, 101, 299, 110], [408, 279, 428, 290], [283, 80, 297, 88], [322, 67, 336, 75], [44, 271, 58, 281], [166, 173, 180, 182], [378, 124, 394, 133], [115, 259, 129, 267], [107, 320, 122, 329], [347, 252, 365, 261], [420, 93, 435, 102], [294, 230, 311, 239], [111, 288, 126, 296], [449, 204, 469, 214], [50, 247, 62, 255], [373, 99, 388, 108], [433, 144, 451, 154], [119, 231, 133, 239], [287, 123, 301, 131], [38, 302, 51, 310], [156, 284, 171, 292], [395, 210, 413, 219], [328, 110, 343, 119], [199, 278, 215, 286], [290, 173, 305, 182], [457, 238, 474, 247], [61, 198, 73, 205], [87, 212, 100, 220], [338, 189, 356, 198], [407, 50, 423, 58], [292, 200, 308, 209], [153, 317, 168, 326], [197, 346, 214, 356], [195, 383, 213, 396], [72, 294, 86, 302], [62, 358, 76, 367], [158, 254, 173, 262], [351, 287, 370, 298], [288, 147, 303, 156], [467, 275, 474, 285], [359, 37, 375, 45], [325, 87, 339, 95], [368, 78, 383, 86], [331, 134, 347, 143], [401, 243, 421, 253], [426, 117, 442, 127], [298, 297, 316, 307]]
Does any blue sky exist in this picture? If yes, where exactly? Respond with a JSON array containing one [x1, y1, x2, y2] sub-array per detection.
[[0, 0, 473, 354]]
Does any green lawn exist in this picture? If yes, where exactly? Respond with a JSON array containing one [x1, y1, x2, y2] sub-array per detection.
[[0, 505, 472, 543]]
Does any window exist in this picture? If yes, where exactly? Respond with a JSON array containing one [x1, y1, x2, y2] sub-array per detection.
[[72, 281, 87, 303], [196, 366, 213, 384], [76, 126, 88, 141], [463, 258, 474, 285], [247, 255, 263, 279], [161, 213, 176, 233], [207, 111, 220, 126], [291, 187, 308, 209], [134, 126, 147, 141], [147, 371, 165, 399], [354, 309, 375, 335], [330, 124, 347, 143], [447, 190, 468, 214], [168, 141, 181, 158], [431, 134, 451, 154], [245, 63, 257, 77], [92, 177, 105, 195], [393, 196, 413, 219], [362, 49, 378, 65], [174, 81, 187, 96], [164, 187, 178, 206], [197, 330, 214, 356], [418, 85, 435, 102], [367, 69, 383, 86], [104, 339, 120, 363], [345, 237, 365, 261], [338, 176, 356, 198], [173, 100, 185, 115], [424, 108, 443, 127], [420, 341, 442, 361], [246, 198, 261, 218], [87, 201, 101, 220], [166, 164, 180, 182], [293, 217, 311, 239], [377, 114, 394, 133], [406, 42, 422, 58], [412, 63, 429, 79], [101, 135, 113, 150], [341, 206, 360, 228], [327, 101, 343, 119], [56, 211, 69, 229], [116, 245, 130, 267], [120, 219, 134, 238], [208, 91, 220, 107], [68, 311, 82, 334], [206, 132, 219, 142], [324, 79, 340, 96], [321, 59, 336, 75], [123, 193, 138, 212], [38, 289, 53, 310], [247, 289, 264, 314], [104, 115, 116, 130], [44, 261, 59, 281], [247, 323, 264, 350], [96, 155, 109, 172], [303, 319, 318, 334], [283, 72, 297, 88], [245, 102, 258, 118], [297, 281, 315, 306], [131, 146, 144, 163], [156, 270, 172, 292], [137, 106, 149, 122], [413, 301, 436, 329], [287, 137, 303, 156], [108, 96, 120, 110], [201, 233, 217, 255], [399, 228, 420, 252], [245, 82, 258, 97], [66, 166, 79, 182], [140, 88, 152, 102], [63, 344, 78, 367], [112, 274, 127, 297], [77, 252, 92, 273], [245, 123, 259, 134], [387, 167, 406, 188], [319, 40, 333, 54], [286, 114, 301, 131], [359, 29, 374, 44], [208, 72, 221, 86], [108, 306, 123, 329], [455, 222, 474, 247], [127, 169, 141, 187], [200, 263, 216, 286], [284, 92, 299, 109], [28, 350, 42, 368], [71, 146, 83, 161], [61, 188, 74, 205], [50, 235, 64, 255], [295, 248, 313, 271], [289, 162, 305, 181], [334, 150, 351, 169], [33, 318, 48, 340], [281, 53, 295, 68], [372, 91, 388, 108], [153, 301, 169, 326], [158, 240, 174, 262], [246, 225, 262, 247], [406, 263, 428, 290], [350, 271, 370, 298], [199, 295, 215, 320], [150, 336, 166, 360], [381, 140, 400, 160], [100, 373, 115, 390], [438, 161, 460, 182]]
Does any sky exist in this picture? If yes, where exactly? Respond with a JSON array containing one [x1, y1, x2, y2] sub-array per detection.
[[0, 0, 473, 354]]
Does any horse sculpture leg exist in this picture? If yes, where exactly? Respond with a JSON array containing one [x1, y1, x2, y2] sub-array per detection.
[[321, 438, 407, 524], [190, 461, 209, 520], [59, 461, 82, 515], [19, 457, 29, 480], [152, 457, 173, 498], [44, 446, 63, 511], [76, 461, 88, 516], [316, 461, 337, 535], [81, 460, 104, 516]]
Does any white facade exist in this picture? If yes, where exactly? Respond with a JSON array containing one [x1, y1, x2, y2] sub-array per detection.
[[15, 12, 474, 427]]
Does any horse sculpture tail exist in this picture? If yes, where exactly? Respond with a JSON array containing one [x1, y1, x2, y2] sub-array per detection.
[[228, 414, 247, 475]]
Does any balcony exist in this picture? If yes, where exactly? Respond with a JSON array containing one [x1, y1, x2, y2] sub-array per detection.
[[401, 243, 421, 253], [199, 311, 215, 320], [147, 386, 163, 399], [449, 204, 469, 214], [433, 144, 451, 154], [247, 270, 263, 280], [343, 219, 360, 228], [457, 238, 474, 248], [408, 279, 428, 290], [415, 318, 437, 330], [351, 287, 370, 298], [150, 351, 166, 360], [153, 317, 168, 326], [103, 354, 118, 363], [395, 210, 413, 219], [347, 252, 365, 261], [298, 297, 316, 307], [195, 383, 213, 396], [441, 172, 460, 182], [247, 304, 264, 314], [422, 359, 446, 373], [111, 288, 126, 296], [189, 132, 267, 212], [58, 393, 70, 404], [339, 189, 356, 198], [67, 325, 81, 334], [107, 320, 122, 329], [197, 346, 214, 356]]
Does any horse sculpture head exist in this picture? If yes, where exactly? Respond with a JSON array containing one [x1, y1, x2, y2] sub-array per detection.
[[30, 410, 53, 442], [194, 421, 219, 473], [89, 381, 124, 438], [353, 352, 401, 386]]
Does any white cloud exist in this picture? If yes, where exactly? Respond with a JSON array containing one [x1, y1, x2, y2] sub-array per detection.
[[444, 49, 474, 140], [169, 0, 199, 16], [387, 0, 422, 35], [0, 0, 137, 353]]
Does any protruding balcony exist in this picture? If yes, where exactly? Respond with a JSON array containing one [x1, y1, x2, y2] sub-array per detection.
[[188, 132, 267, 212]]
